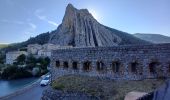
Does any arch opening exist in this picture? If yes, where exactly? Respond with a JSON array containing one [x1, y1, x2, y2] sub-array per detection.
[[56, 61, 60, 67], [131, 62, 138, 73], [112, 61, 120, 73], [96, 61, 104, 71], [63, 61, 69, 69], [72, 61, 78, 70], [83, 61, 91, 71], [149, 62, 159, 74]]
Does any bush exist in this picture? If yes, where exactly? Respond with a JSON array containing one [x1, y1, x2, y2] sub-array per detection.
[[1, 66, 32, 80], [52, 82, 65, 90]]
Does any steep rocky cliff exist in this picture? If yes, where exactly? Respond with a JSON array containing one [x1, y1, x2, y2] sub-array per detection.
[[49, 4, 149, 47]]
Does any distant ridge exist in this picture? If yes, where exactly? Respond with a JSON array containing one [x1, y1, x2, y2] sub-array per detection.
[[2, 32, 50, 51], [134, 33, 170, 44]]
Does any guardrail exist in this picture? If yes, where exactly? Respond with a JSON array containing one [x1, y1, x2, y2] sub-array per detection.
[[137, 92, 154, 100]]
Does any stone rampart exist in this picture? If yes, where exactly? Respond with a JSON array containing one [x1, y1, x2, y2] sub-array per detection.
[[51, 44, 170, 80]]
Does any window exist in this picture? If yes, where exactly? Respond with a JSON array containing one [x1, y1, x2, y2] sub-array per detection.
[[83, 61, 91, 71], [168, 63, 170, 72], [112, 62, 120, 73], [131, 62, 138, 73], [63, 61, 69, 69], [73, 62, 78, 70], [96, 61, 104, 71], [56, 61, 60, 67], [149, 62, 158, 73]]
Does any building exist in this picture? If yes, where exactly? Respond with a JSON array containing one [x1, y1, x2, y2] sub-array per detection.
[[6, 51, 27, 65], [38, 50, 51, 57], [50, 43, 170, 80], [27, 44, 42, 55], [38, 44, 73, 58], [42, 43, 60, 51]]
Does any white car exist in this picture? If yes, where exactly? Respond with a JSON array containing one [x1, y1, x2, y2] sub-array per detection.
[[40, 75, 50, 86]]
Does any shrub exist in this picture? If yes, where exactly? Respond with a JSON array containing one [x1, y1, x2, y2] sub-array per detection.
[[1, 66, 32, 80], [52, 82, 65, 90]]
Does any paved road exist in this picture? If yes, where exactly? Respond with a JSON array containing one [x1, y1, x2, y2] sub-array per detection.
[[8, 85, 48, 100]]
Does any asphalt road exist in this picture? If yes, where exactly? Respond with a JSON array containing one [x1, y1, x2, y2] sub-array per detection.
[[7, 85, 48, 100]]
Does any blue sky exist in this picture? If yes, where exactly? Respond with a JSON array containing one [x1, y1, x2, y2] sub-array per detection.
[[0, 0, 170, 44]]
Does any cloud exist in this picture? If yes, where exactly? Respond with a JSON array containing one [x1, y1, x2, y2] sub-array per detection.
[[0, 19, 24, 25], [28, 23, 37, 29], [47, 20, 58, 26], [35, 9, 58, 27]]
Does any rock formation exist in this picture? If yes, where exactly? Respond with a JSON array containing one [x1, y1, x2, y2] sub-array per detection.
[[49, 4, 149, 47]]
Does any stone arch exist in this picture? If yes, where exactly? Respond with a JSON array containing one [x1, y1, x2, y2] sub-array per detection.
[[130, 62, 138, 73], [83, 61, 91, 71], [72, 61, 78, 70], [168, 63, 170, 73], [56, 60, 60, 67], [96, 61, 104, 72], [63, 61, 69, 69], [112, 61, 120, 73], [149, 62, 160, 74], [128, 60, 143, 75]]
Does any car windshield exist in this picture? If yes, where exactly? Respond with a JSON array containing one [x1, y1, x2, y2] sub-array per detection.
[[44, 77, 49, 80]]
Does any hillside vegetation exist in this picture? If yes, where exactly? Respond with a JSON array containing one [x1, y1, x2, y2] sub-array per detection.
[[134, 33, 170, 44], [2, 32, 50, 52], [0, 44, 8, 49], [104, 26, 151, 45]]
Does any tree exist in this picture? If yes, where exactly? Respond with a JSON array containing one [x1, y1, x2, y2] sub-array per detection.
[[44, 57, 50, 66], [1, 65, 32, 80], [0, 51, 5, 64], [16, 54, 26, 65], [25, 55, 37, 70], [37, 57, 50, 70]]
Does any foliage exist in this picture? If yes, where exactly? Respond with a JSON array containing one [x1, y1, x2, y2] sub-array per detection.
[[1, 65, 32, 80], [2, 32, 50, 52], [134, 33, 170, 44], [0, 51, 5, 64], [52, 75, 165, 100], [0, 44, 8, 49], [15, 54, 26, 65], [0, 64, 5, 71], [19, 48, 27, 51], [52, 82, 65, 90], [37, 57, 50, 70], [104, 26, 151, 45], [25, 55, 37, 70]]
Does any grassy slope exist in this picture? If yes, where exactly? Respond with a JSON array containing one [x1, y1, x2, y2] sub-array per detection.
[[0, 44, 8, 49], [52, 75, 165, 100]]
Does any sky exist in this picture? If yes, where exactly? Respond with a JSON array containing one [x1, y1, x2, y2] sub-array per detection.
[[0, 0, 170, 44]]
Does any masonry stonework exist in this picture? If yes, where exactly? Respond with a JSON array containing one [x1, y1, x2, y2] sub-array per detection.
[[50, 44, 170, 80]]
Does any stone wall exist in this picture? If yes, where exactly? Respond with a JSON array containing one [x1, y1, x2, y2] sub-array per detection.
[[50, 43, 170, 80], [41, 87, 99, 100]]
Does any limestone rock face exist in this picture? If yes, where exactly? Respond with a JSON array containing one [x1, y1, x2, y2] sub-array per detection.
[[49, 4, 148, 47]]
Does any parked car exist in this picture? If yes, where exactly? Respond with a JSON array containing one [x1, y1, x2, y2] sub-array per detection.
[[40, 75, 50, 86]]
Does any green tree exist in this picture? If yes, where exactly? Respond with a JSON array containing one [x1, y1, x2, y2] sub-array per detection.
[[16, 54, 26, 65], [37, 57, 50, 70], [1, 65, 32, 80], [0, 51, 5, 64], [25, 55, 37, 70]]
